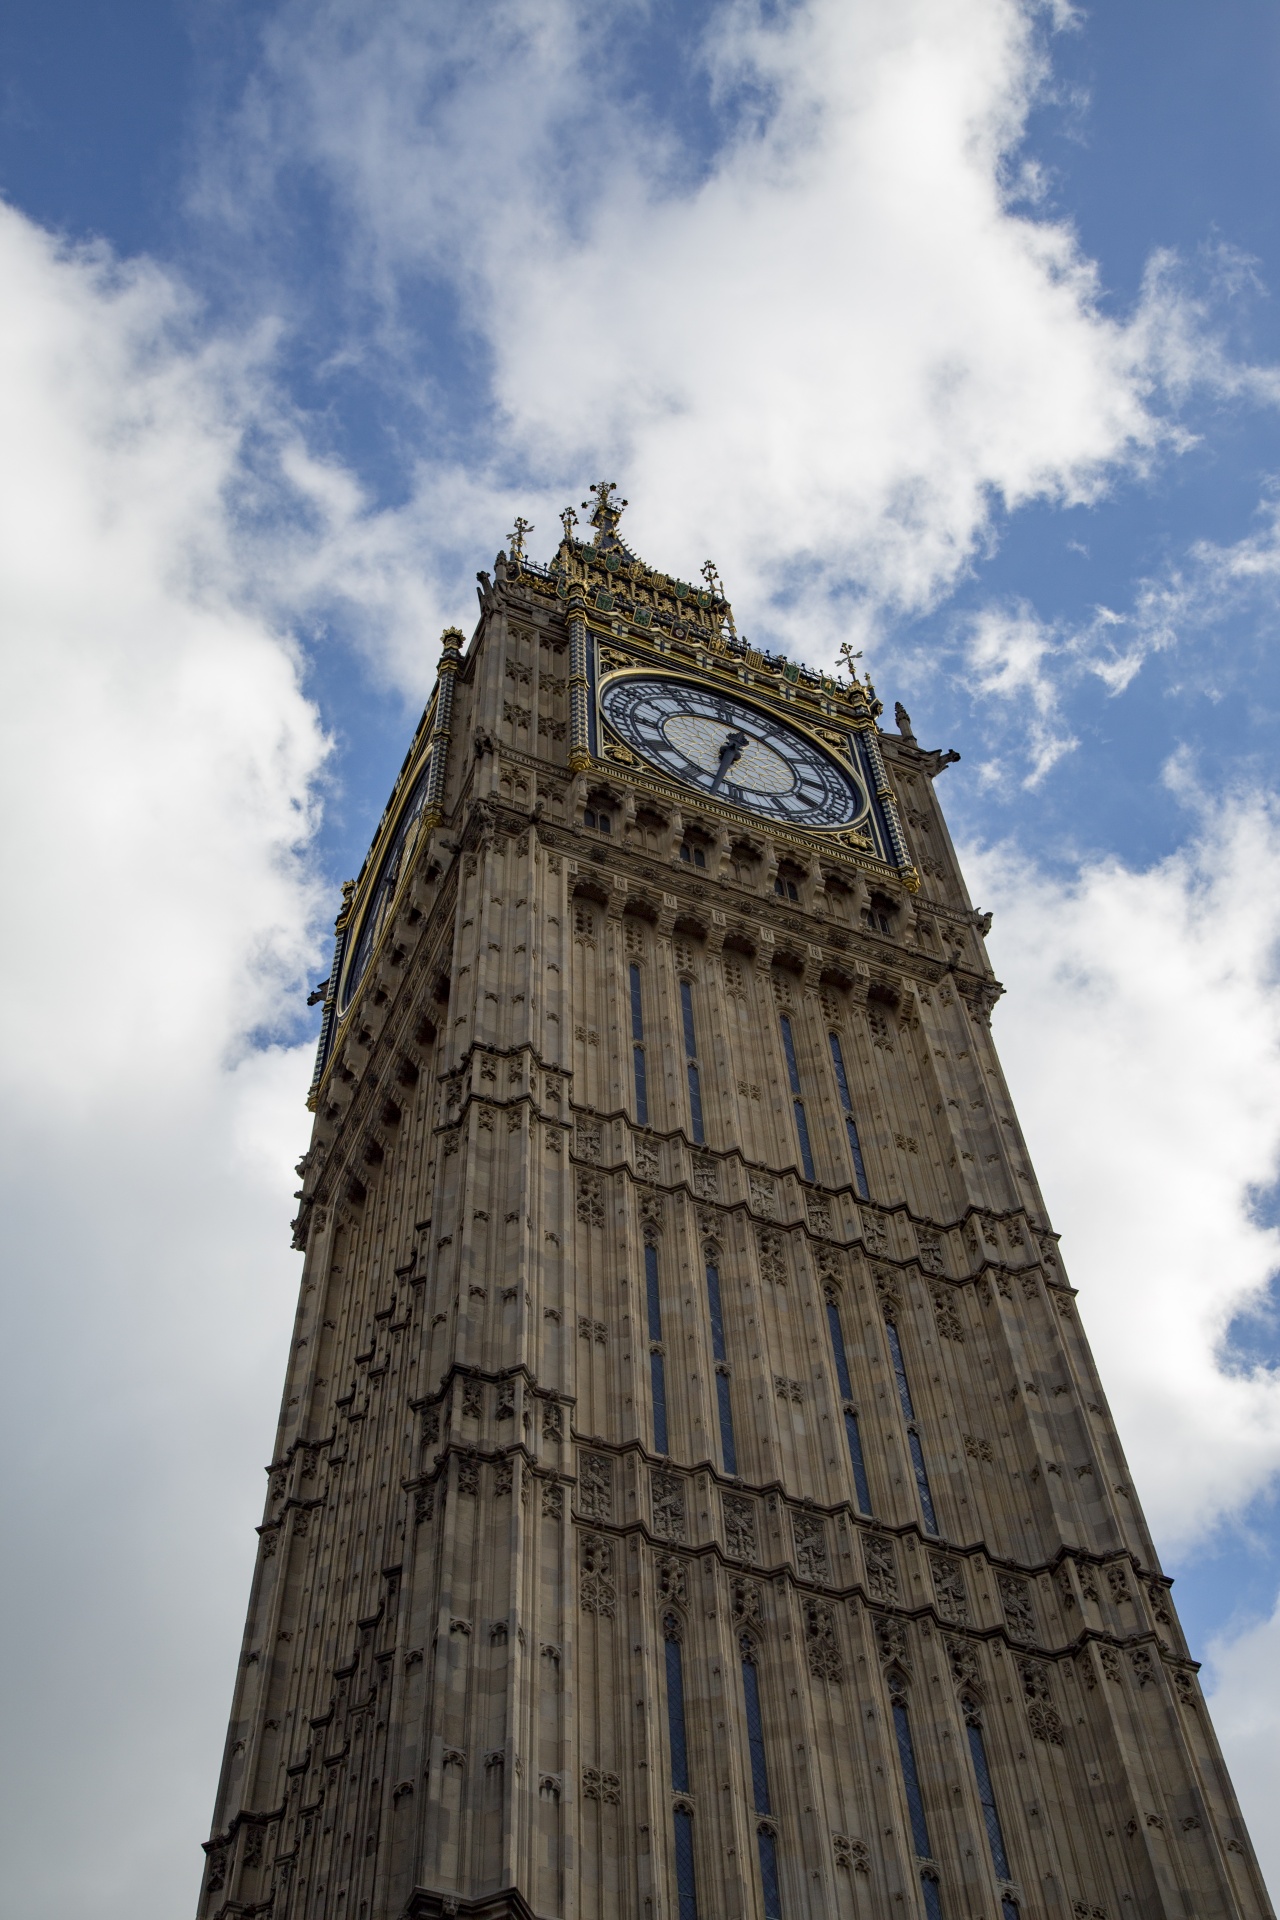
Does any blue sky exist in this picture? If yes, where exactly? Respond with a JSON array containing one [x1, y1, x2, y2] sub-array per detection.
[[2, 2, 1280, 1913]]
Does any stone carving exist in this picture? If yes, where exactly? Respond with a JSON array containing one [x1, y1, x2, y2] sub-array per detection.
[[578, 1315, 607, 1344], [756, 1229, 787, 1287], [774, 1375, 804, 1403], [804, 1598, 844, 1681], [1106, 1564, 1132, 1607], [750, 1174, 778, 1218], [462, 1379, 484, 1420], [496, 1380, 515, 1419], [582, 1767, 621, 1804], [494, 1458, 514, 1497], [930, 1555, 969, 1625], [873, 1267, 902, 1320], [541, 1480, 564, 1521], [793, 1512, 829, 1582], [638, 1187, 665, 1231], [635, 1138, 661, 1180], [945, 1635, 981, 1690], [1098, 1645, 1121, 1684], [927, 1285, 962, 1343], [580, 1534, 616, 1616], [731, 1577, 762, 1627], [833, 1834, 870, 1873], [1129, 1647, 1155, 1688], [916, 1228, 945, 1275], [578, 1451, 613, 1522], [573, 903, 596, 944], [542, 1401, 564, 1442], [656, 1553, 687, 1606], [998, 1574, 1035, 1640], [964, 1434, 993, 1463], [458, 1451, 480, 1496], [864, 1533, 898, 1601], [1020, 1659, 1064, 1744], [724, 1495, 759, 1564], [873, 1613, 908, 1669], [414, 1486, 434, 1525], [692, 1155, 719, 1198], [860, 1211, 888, 1255], [1173, 1669, 1197, 1708], [576, 1121, 602, 1161], [1079, 1564, 1100, 1604], [576, 1171, 605, 1227], [652, 1470, 687, 1542], [807, 1197, 832, 1235]]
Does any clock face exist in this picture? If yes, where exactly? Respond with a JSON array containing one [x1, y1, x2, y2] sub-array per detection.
[[338, 754, 433, 1014], [600, 674, 867, 830]]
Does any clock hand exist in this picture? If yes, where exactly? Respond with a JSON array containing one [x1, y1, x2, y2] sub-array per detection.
[[708, 729, 748, 793]]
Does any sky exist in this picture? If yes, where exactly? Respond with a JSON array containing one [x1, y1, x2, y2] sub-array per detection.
[[1, 0, 1279, 1911]]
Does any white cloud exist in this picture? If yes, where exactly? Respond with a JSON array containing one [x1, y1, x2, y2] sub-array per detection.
[[206, 0, 1280, 674], [969, 783, 1280, 1555], [1204, 1595, 1280, 1894], [0, 204, 328, 1917], [965, 600, 1080, 783]]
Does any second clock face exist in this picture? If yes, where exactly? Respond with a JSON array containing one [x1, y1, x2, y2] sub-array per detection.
[[600, 674, 867, 829]]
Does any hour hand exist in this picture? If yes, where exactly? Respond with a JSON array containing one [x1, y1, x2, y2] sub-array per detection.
[[709, 729, 748, 793]]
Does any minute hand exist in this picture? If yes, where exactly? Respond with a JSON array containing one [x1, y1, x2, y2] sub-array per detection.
[[708, 729, 748, 794]]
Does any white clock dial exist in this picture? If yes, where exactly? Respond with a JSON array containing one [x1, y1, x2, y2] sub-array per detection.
[[600, 674, 867, 830]]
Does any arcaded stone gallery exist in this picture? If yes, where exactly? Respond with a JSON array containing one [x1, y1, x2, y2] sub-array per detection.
[[200, 487, 1268, 1920]]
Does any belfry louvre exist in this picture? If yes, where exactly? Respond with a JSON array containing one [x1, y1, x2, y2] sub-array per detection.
[[200, 486, 1268, 1920]]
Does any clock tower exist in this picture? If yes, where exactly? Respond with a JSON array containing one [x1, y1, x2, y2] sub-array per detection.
[[199, 489, 1269, 1920]]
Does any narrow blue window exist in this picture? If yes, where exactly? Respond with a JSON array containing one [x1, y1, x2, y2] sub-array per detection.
[[705, 1258, 737, 1473], [829, 1032, 870, 1199], [922, 1875, 945, 1920], [756, 1827, 782, 1920], [673, 1805, 698, 1920], [715, 1372, 738, 1475], [647, 1240, 668, 1454], [965, 1712, 1011, 1881], [779, 1015, 816, 1182], [740, 1648, 771, 1813], [631, 962, 648, 1124], [742, 1636, 781, 1915], [891, 1684, 934, 1863], [824, 1295, 872, 1514], [885, 1320, 938, 1535], [681, 979, 705, 1145], [664, 1619, 690, 1791]]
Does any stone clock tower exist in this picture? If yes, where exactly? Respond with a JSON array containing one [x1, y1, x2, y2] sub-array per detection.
[[199, 486, 1269, 1920]]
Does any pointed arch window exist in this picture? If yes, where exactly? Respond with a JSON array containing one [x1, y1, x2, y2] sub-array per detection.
[[778, 1013, 816, 1182], [663, 1612, 698, 1918], [888, 1671, 944, 1920], [963, 1695, 1018, 1914], [739, 1636, 782, 1919], [680, 979, 705, 1145], [885, 1318, 938, 1535], [823, 1288, 872, 1514], [645, 1238, 668, 1455], [827, 1030, 870, 1200], [630, 962, 648, 1125], [705, 1252, 737, 1474]]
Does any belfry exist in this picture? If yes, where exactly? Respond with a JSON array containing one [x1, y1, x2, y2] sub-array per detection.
[[200, 489, 1267, 1920]]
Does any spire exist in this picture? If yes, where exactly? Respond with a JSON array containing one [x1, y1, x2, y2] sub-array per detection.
[[582, 479, 628, 548]]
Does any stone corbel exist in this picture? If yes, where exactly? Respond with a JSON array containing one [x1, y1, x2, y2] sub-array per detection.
[[705, 910, 727, 956], [656, 893, 679, 940]]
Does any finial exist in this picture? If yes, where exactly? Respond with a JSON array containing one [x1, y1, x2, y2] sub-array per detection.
[[508, 515, 533, 562], [701, 559, 724, 598], [894, 701, 917, 744], [559, 504, 579, 544], [837, 640, 864, 682], [581, 480, 628, 542]]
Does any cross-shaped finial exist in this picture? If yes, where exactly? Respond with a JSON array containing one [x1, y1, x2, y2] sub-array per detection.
[[508, 515, 533, 561], [559, 504, 579, 543], [837, 639, 864, 682], [701, 559, 724, 598]]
